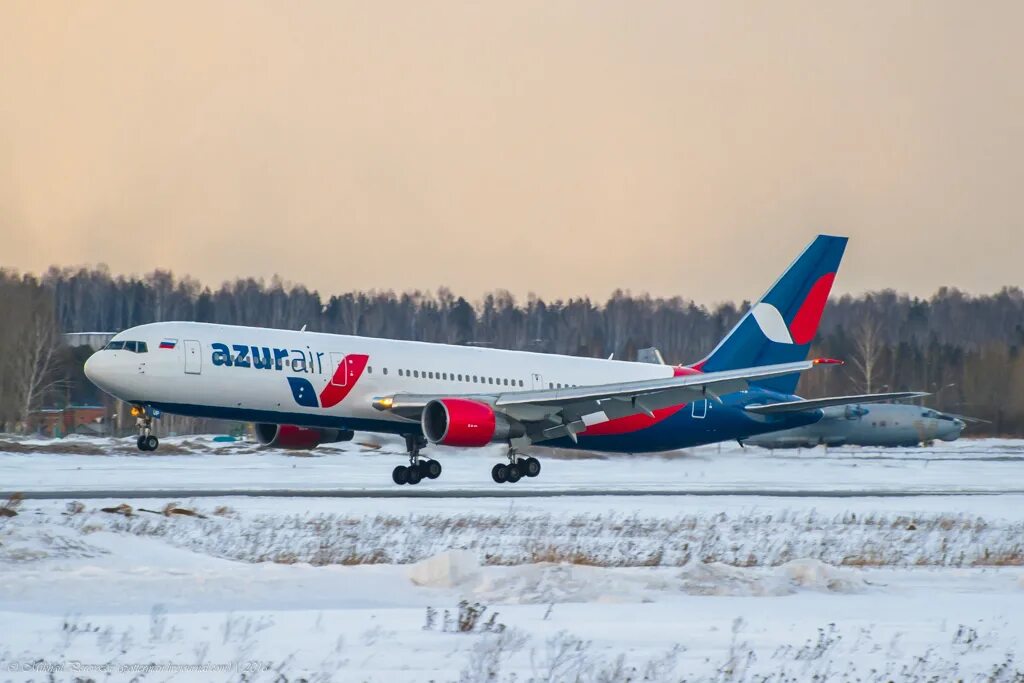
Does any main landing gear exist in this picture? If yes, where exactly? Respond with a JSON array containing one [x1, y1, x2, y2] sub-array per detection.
[[132, 405, 159, 452], [491, 448, 541, 484], [392, 435, 442, 485]]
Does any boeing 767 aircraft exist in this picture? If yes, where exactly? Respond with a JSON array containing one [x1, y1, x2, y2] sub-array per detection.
[[85, 235, 920, 485]]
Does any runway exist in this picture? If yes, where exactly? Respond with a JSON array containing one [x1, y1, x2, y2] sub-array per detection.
[[3, 487, 1017, 500]]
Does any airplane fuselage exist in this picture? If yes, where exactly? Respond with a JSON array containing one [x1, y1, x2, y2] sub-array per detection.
[[742, 402, 965, 448], [85, 321, 823, 453]]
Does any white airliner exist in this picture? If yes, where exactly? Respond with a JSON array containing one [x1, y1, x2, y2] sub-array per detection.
[[84, 235, 920, 485]]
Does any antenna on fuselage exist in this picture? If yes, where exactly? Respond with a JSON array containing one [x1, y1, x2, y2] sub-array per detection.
[[299, 324, 307, 332]]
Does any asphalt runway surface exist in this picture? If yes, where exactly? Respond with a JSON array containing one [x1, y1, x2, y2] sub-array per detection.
[[3, 487, 1018, 500]]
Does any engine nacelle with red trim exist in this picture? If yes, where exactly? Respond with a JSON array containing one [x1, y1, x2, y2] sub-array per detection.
[[254, 423, 354, 450], [421, 398, 525, 447]]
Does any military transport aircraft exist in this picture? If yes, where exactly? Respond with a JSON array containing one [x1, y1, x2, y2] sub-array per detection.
[[741, 402, 980, 448], [84, 234, 920, 485]]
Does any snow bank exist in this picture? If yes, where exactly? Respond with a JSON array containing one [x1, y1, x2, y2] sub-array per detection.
[[408, 554, 868, 604], [676, 558, 866, 596], [470, 562, 673, 604], [408, 550, 480, 588], [780, 558, 866, 593]]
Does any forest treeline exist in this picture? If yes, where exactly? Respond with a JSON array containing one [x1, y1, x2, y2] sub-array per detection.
[[2, 265, 1023, 435]]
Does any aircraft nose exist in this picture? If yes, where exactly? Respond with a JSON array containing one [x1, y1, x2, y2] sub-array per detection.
[[84, 351, 110, 389], [938, 418, 966, 441]]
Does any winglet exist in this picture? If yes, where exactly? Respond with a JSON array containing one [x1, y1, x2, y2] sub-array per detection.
[[812, 357, 844, 366]]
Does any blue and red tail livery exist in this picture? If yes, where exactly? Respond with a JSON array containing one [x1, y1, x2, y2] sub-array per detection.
[[694, 234, 847, 393]]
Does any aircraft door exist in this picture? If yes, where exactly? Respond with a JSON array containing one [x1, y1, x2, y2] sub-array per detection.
[[691, 399, 707, 419], [531, 373, 544, 390], [329, 352, 347, 385], [183, 340, 202, 374]]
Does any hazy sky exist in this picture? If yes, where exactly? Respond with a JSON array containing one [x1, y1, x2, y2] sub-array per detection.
[[1, 1, 1021, 303]]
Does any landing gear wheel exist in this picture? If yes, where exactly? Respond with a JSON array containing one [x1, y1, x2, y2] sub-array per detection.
[[491, 463, 508, 484], [392, 465, 409, 485], [134, 406, 156, 451], [425, 460, 442, 479], [506, 464, 521, 483], [406, 465, 423, 485], [523, 457, 541, 478]]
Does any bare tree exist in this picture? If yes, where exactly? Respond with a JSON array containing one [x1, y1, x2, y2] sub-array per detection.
[[9, 289, 64, 431], [848, 316, 884, 394]]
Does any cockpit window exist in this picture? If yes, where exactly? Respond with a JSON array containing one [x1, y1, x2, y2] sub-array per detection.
[[104, 340, 148, 353]]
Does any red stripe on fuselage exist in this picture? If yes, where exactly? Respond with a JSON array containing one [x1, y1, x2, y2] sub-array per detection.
[[788, 272, 835, 345], [581, 405, 685, 436], [582, 365, 699, 436], [319, 354, 369, 408]]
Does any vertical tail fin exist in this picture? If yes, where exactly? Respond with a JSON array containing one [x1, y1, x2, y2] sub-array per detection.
[[694, 234, 847, 394]]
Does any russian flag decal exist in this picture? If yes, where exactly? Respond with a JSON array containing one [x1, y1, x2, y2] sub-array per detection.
[[159, 339, 177, 349]]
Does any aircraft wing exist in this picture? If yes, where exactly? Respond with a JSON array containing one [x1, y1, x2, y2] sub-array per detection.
[[939, 411, 991, 424], [374, 358, 840, 441], [744, 392, 929, 415]]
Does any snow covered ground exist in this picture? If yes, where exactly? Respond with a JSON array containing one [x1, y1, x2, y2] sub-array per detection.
[[1, 433, 1023, 494], [1, 436, 1023, 681]]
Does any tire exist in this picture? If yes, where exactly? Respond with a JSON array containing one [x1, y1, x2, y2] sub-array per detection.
[[145, 435, 159, 451], [491, 463, 508, 484], [506, 464, 521, 483], [136, 436, 147, 451], [523, 457, 541, 477], [392, 465, 409, 485], [425, 460, 442, 479], [406, 465, 423, 485]]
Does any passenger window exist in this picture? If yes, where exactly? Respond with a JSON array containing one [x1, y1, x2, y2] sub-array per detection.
[[457, 374, 463, 381], [473, 375, 478, 382], [398, 369, 403, 376], [383, 368, 388, 375], [518, 379, 523, 387], [367, 366, 373, 374], [414, 370, 419, 378]]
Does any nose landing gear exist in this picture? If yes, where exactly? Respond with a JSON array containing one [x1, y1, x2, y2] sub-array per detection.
[[132, 405, 159, 452]]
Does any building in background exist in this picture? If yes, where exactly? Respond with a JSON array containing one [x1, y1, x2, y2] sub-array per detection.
[[28, 405, 107, 437]]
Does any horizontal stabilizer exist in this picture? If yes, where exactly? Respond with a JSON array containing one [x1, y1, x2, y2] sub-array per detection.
[[745, 392, 929, 415], [636, 347, 666, 365]]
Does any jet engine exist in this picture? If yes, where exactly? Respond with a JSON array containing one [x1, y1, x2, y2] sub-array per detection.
[[254, 423, 354, 450], [421, 398, 525, 447]]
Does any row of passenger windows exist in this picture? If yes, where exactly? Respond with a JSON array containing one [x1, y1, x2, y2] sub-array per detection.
[[364, 365, 579, 391], [366, 366, 526, 387], [104, 340, 148, 353]]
